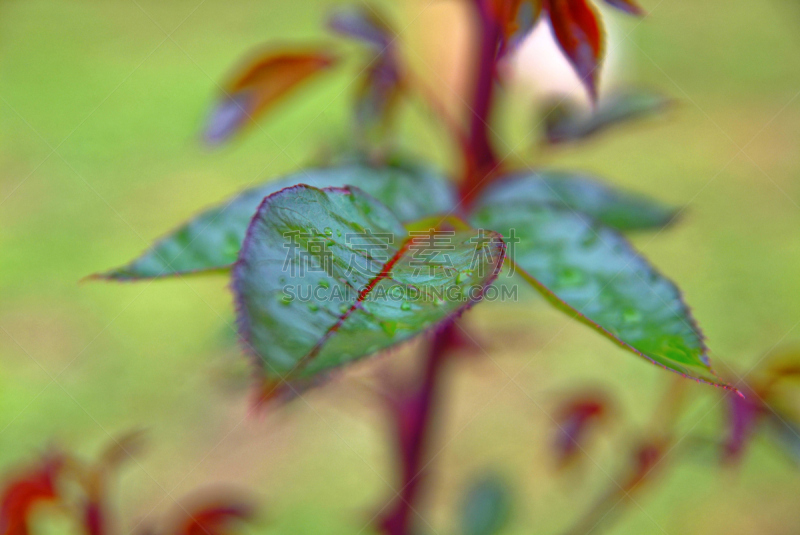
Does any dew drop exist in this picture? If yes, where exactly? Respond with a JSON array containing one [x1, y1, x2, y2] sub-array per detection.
[[400, 302, 411, 311], [336, 229, 342, 237], [319, 279, 330, 289], [339, 303, 350, 314], [456, 270, 473, 284], [308, 303, 319, 312], [622, 308, 641, 323], [279, 294, 292, 306], [557, 267, 585, 287], [381, 321, 398, 337], [223, 236, 240, 257], [323, 227, 333, 236]]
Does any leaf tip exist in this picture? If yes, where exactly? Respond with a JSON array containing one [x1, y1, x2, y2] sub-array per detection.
[[604, 0, 646, 17], [81, 270, 124, 283], [203, 93, 253, 146]]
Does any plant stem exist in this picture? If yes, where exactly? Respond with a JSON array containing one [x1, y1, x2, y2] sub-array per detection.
[[379, 323, 456, 535], [381, 3, 501, 533], [460, 0, 502, 207]]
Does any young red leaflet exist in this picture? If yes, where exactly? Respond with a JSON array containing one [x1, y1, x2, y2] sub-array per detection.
[[204, 51, 337, 144], [545, 0, 604, 102], [552, 393, 609, 468]]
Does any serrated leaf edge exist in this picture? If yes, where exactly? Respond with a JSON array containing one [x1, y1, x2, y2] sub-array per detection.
[[232, 184, 507, 386]]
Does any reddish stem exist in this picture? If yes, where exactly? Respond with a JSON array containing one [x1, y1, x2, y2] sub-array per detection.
[[380, 3, 502, 534], [379, 323, 456, 535], [459, 0, 503, 208]]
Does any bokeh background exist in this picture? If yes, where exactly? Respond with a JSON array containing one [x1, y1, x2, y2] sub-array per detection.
[[2, 0, 800, 533]]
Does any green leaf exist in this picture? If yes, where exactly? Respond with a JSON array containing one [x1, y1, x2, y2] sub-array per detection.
[[471, 201, 732, 389], [542, 90, 669, 145], [460, 474, 512, 535], [234, 185, 505, 382], [475, 171, 676, 231], [93, 162, 456, 280]]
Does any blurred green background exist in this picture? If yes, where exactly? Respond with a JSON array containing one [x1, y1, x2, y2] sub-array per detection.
[[2, 0, 800, 533]]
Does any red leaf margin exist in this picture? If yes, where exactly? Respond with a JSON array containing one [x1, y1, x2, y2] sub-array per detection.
[[505, 252, 737, 393], [232, 185, 507, 396]]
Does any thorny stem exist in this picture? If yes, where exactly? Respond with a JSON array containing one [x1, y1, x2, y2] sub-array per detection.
[[380, 3, 502, 534]]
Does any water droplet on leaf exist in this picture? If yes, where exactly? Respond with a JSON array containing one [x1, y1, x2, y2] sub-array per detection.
[[558, 267, 585, 287], [381, 321, 398, 337], [622, 308, 641, 323], [456, 270, 473, 284]]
